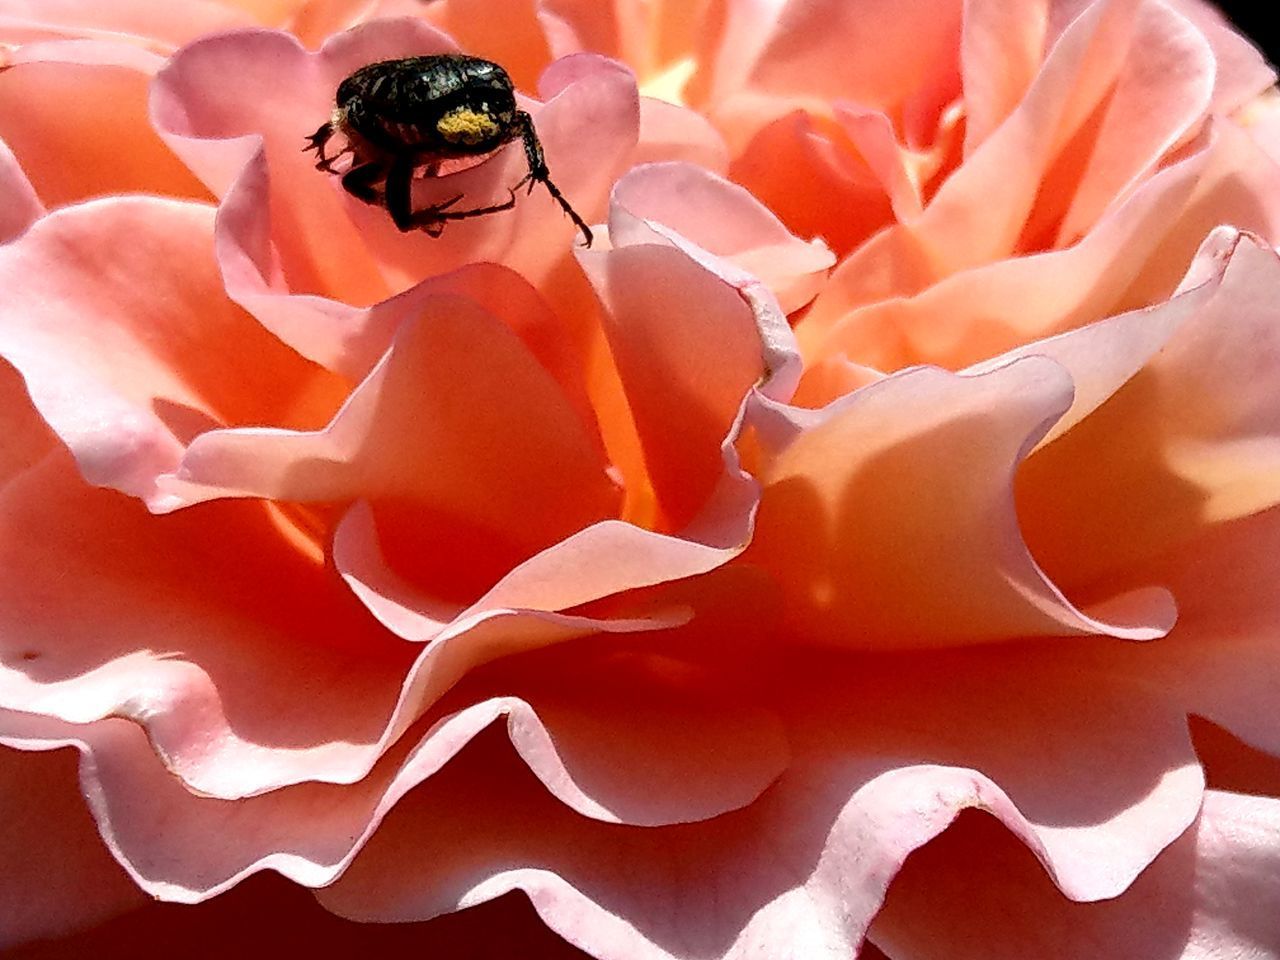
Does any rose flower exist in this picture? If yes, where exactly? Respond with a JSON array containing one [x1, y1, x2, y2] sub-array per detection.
[[2, 0, 1280, 957]]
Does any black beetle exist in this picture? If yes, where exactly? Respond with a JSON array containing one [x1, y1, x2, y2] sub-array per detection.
[[305, 54, 592, 245]]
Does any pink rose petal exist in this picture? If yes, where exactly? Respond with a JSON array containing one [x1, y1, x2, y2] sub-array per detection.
[[0, 731, 146, 948], [0, 450, 415, 799], [161, 293, 618, 554], [747, 0, 963, 132], [579, 212, 798, 529], [1168, 0, 1277, 114], [1018, 232, 1280, 590], [1096, 504, 1280, 766], [631, 95, 728, 175], [805, 115, 1280, 372], [0, 360, 54, 485], [744, 356, 1174, 649], [0, 41, 210, 209], [0, 196, 340, 507], [809, 0, 1217, 318], [0, 646, 788, 909], [728, 107, 899, 258], [0, 0, 254, 52], [609, 161, 833, 313], [959, 0, 1051, 154], [868, 789, 1280, 960], [0, 135, 41, 243], [317, 648, 1202, 957]]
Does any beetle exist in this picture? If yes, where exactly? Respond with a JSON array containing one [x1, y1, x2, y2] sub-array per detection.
[[304, 54, 592, 246]]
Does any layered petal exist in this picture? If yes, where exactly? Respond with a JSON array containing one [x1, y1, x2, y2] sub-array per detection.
[[743, 356, 1172, 649], [1017, 231, 1280, 590], [0, 196, 341, 507], [868, 790, 1280, 960], [317, 642, 1203, 959], [0, 734, 145, 948], [0, 136, 40, 243], [0, 39, 210, 209]]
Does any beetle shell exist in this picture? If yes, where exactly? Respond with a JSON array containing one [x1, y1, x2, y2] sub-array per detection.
[[336, 55, 518, 156]]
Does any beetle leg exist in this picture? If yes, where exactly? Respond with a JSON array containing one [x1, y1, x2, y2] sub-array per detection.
[[385, 154, 417, 231], [512, 111, 593, 247], [341, 160, 388, 206], [408, 190, 518, 235], [304, 122, 342, 172]]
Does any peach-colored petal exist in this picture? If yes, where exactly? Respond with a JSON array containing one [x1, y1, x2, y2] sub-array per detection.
[[160, 293, 617, 546], [744, 356, 1174, 649], [0, 136, 41, 243], [746, 0, 963, 131], [604, 181, 803, 400], [0, 734, 145, 948], [1119, 115, 1280, 309], [1, 649, 788, 907], [542, 0, 630, 63], [1049, 0, 1215, 246], [728, 107, 899, 259], [0, 450, 415, 799], [1092, 504, 1280, 767], [317, 651, 1202, 957], [331, 384, 756, 639], [285, 0, 430, 49], [0, 0, 254, 52], [963, 231, 1227, 447], [579, 199, 800, 529], [1168, 0, 1277, 114], [807, 109, 1280, 372], [421, 0, 551, 91], [3, 448, 721, 819], [24, 878, 588, 958], [0, 196, 339, 507], [832, 104, 930, 221], [810, 0, 1213, 316], [868, 789, 1280, 960], [0, 360, 54, 486], [804, 122, 1212, 367], [959, 0, 1051, 155], [1018, 232, 1280, 591], [0, 40, 211, 209], [609, 161, 833, 313], [631, 95, 728, 174]]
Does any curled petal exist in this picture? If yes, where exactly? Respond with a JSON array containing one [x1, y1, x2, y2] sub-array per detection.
[[0, 136, 41, 243], [1017, 231, 1280, 589], [609, 161, 833, 313], [868, 789, 1280, 960], [317, 650, 1202, 957], [0, 196, 339, 507], [161, 293, 618, 550], [0, 729, 145, 948], [0, 450, 414, 799], [580, 227, 796, 529], [744, 356, 1173, 649]]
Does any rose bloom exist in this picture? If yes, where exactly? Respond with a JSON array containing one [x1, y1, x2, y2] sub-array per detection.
[[3, 0, 1280, 956]]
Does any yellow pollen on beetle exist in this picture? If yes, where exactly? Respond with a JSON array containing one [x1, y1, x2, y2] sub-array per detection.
[[436, 107, 500, 145]]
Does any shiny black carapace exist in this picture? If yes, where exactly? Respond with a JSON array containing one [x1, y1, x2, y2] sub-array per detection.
[[304, 54, 592, 245]]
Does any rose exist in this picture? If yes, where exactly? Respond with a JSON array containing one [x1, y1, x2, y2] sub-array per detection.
[[3, 2, 1280, 959]]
